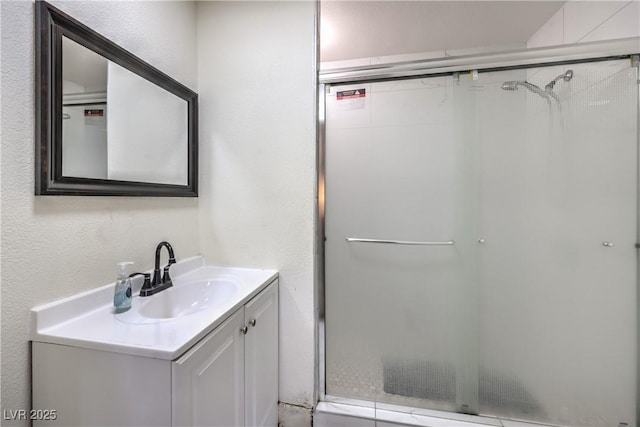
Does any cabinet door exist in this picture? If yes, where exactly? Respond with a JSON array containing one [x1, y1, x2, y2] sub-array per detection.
[[172, 308, 245, 427], [32, 342, 171, 427], [244, 281, 279, 427]]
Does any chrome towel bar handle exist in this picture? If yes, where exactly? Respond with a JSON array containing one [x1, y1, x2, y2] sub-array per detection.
[[345, 238, 455, 246]]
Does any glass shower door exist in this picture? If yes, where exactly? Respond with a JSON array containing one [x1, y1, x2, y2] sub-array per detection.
[[324, 57, 638, 427], [324, 76, 480, 413], [473, 59, 638, 426]]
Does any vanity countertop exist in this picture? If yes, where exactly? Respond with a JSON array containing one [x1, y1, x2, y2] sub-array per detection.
[[30, 256, 278, 360]]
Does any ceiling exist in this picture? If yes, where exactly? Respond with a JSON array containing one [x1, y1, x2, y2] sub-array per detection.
[[63, 36, 108, 93], [320, 1, 566, 62]]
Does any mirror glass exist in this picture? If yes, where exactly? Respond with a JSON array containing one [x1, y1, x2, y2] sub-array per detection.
[[61, 36, 188, 186], [36, 1, 198, 197]]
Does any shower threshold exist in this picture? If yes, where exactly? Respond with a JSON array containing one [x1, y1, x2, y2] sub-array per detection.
[[314, 400, 563, 427]]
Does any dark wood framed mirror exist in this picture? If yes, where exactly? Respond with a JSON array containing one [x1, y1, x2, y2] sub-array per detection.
[[35, 1, 198, 196]]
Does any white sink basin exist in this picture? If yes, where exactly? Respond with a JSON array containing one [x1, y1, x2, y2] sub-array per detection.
[[138, 278, 238, 320], [116, 269, 244, 325], [31, 256, 278, 359]]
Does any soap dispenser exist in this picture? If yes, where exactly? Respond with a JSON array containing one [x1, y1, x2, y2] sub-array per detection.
[[114, 261, 134, 313]]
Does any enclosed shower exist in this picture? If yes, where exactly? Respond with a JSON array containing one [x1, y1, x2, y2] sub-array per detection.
[[320, 50, 639, 427]]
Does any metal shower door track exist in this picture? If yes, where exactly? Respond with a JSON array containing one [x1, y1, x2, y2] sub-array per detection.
[[319, 37, 640, 85]]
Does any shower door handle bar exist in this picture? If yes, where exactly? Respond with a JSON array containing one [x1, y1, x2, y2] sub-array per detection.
[[345, 237, 455, 246]]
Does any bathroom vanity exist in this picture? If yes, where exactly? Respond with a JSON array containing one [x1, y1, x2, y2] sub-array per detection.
[[30, 256, 278, 426]]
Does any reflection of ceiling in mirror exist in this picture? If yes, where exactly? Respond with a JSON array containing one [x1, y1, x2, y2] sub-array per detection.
[[62, 36, 108, 95]]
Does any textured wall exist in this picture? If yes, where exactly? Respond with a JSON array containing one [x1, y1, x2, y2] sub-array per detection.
[[0, 1, 199, 423], [196, 0, 317, 419]]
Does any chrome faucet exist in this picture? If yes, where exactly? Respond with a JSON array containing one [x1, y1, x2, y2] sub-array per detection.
[[139, 241, 176, 297]]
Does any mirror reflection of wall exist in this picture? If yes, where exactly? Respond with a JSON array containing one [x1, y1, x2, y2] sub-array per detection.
[[61, 36, 189, 186], [62, 36, 108, 180], [106, 61, 188, 186]]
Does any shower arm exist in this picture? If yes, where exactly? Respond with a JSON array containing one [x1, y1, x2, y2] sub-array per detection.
[[545, 70, 573, 92]]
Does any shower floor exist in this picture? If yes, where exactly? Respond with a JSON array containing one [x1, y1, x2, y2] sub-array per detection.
[[326, 344, 548, 421], [326, 346, 456, 413]]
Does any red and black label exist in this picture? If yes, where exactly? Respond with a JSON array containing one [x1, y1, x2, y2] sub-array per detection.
[[337, 89, 366, 100], [84, 109, 104, 117]]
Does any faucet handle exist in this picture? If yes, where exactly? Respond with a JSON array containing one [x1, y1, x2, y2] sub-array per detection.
[[130, 272, 152, 296]]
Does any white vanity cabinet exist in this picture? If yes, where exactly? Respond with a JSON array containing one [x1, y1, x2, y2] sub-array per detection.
[[172, 281, 279, 426], [243, 281, 279, 426], [172, 308, 246, 426], [32, 279, 278, 427]]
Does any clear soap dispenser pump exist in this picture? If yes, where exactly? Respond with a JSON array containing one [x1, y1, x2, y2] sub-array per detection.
[[114, 261, 134, 313]]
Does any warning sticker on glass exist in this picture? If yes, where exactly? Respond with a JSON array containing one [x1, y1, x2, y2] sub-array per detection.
[[84, 109, 104, 117], [336, 88, 366, 110], [336, 89, 366, 100]]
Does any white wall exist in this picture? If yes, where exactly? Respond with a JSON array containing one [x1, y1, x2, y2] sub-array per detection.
[[195, 0, 317, 421], [527, 1, 640, 48], [0, 1, 199, 424]]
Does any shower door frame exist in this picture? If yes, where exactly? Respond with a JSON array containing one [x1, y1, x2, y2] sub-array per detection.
[[315, 37, 640, 424]]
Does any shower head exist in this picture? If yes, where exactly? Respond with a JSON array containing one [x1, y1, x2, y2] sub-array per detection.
[[501, 80, 548, 100], [501, 75, 565, 123], [501, 81, 519, 91]]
